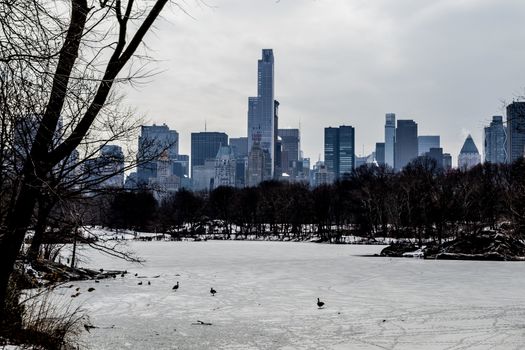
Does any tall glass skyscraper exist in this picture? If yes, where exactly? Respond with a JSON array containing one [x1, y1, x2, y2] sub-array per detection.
[[247, 49, 275, 177], [384, 113, 396, 168], [395, 119, 418, 171], [191, 132, 228, 177], [418, 135, 440, 156], [324, 125, 355, 179], [484, 116, 507, 164], [324, 127, 340, 176], [506, 102, 525, 163]]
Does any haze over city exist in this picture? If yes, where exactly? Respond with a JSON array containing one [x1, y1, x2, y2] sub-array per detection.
[[125, 0, 525, 163]]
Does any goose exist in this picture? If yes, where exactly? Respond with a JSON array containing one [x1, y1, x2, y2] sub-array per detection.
[[148, 281, 151, 285], [317, 298, 325, 308], [210, 287, 217, 296], [172, 282, 179, 291], [138, 281, 143, 285]]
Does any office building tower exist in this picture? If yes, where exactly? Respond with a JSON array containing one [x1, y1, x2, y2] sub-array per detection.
[[458, 135, 481, 170], [443, 153, 452, 170], [247, 49, 275, 177], [507, 102, 525, 163], [324, 125, 355, 179], [424, 147, 444, 170], [278, 128, 300, 175], [384, 113, 396, 168], [324, 127, 340, 176], [375, 142, 385, 166], [395, 119, 418, 171], [192, 159, 216, 191], [191, 132, 228, 177], [230, 137, 248, 158], [137, 124, 179, 185], [484, 116, 507, 164], [215, 146, 236, 187], [246, 141, 271, 187], [172, 154, 189, 178], [338, 126, 355, 175], [418, 136, 440, 156]]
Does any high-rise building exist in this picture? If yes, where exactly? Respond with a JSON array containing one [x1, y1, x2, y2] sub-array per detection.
[[395, 119, 418, 171], [137, 124, 178, 185], [338, 126, 355, 176], [230, 137, 248, 158], [215, 146, 236, 188], [443, 153, 452, 170], [246, 141, 271, 187], [384, 113, 396, 168], [418, 136, 440, 156], [484, 115, 507, 164], [278, 128, 300, 175], [247, 49, 275, 177], [458, 135, 481, 170], [82, 145, 125, 190], [324, 125, 355, 179], [324, 127, 340, 177], [375, 142, 385, 166], [424, 147, 444, 170], [191, 132, 228, 177], [507, 102, 525, 163]]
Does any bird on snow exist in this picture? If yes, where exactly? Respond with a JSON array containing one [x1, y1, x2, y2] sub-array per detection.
[[210, 288, 217, 296], [88, 287, 95, 292], [138, 281, 143, 285], [172, 282, 179, 291], [148, 281, 151, 285], [317, 298, 325, 309]]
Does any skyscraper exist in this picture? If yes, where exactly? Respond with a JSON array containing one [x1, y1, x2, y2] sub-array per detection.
[[137, 124, 179, 185], [375, 142, 385, 166], [384, 113, 396, 168], [507, 102, 525, 163], [190, 132, 228, 177], [395, 119, 418, 171], [324, 127, 340, 176], [483, 116, 507, 164], [247, 49, 275, 177], [324, 125, 355, 179], [418, 136, 440, 156], [458, 135, 481, 170], [278, 128, 300, 175], [338, 125, 355, 176]]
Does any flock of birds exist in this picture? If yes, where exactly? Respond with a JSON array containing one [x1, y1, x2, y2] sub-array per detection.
[[70, 271, 326, 309]]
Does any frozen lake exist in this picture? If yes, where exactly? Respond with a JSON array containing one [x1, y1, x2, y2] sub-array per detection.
[[61, 241, 525, 349]]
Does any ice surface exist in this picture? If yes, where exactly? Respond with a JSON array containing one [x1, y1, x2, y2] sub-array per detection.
[[57, 241, 525, 349]]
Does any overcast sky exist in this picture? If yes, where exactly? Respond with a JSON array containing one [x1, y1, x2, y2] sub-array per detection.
[[124, 0, 525, 165]]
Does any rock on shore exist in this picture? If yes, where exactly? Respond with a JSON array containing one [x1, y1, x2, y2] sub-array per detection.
[[380, 231, 525, 261]]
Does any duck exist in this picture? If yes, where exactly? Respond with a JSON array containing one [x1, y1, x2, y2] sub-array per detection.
[[317, 298, 325, 308], [138, 281, 143, 285], [210, 287, 217, 296], [172, 281, 179, 291]]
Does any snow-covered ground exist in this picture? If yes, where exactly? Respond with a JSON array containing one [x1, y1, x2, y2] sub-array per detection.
[[57, 241, 525, 349]]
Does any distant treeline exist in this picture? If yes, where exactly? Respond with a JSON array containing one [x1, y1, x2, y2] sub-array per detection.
[[90, 157, 525, 244]]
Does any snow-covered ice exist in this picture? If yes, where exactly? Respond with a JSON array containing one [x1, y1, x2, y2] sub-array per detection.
[[57, 241, 525, 349]]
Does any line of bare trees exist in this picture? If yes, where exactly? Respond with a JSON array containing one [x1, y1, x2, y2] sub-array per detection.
[[95, 157, 525, 244]]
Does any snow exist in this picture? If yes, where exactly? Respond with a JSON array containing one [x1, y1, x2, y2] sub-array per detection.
[[54, 241, 525, 349]]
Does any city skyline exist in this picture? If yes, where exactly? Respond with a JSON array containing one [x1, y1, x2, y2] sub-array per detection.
[[122, 0, 525, 165]]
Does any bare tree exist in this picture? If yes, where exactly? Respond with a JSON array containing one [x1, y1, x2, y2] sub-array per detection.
[[0, 0, 169, 319]]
